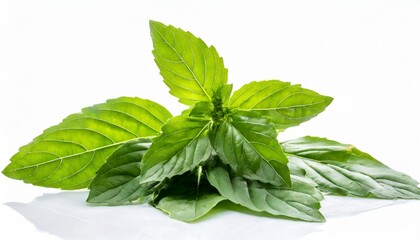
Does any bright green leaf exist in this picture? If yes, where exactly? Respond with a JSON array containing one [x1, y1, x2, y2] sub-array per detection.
[[216, 84, 233, 104], [188, 101, 214, 118], [155, 172, 225, 222], [140, 116, 213, 183], [229, 80, 333, 131], [210, 111, 291, 186], [2, 97, 172, 189], [206, 158, 325, 222], [150, 20, 228, 105], [87, 139, 160, 205], [283, 136, 420, 199]]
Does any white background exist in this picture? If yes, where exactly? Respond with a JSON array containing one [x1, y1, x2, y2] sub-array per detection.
[[1, 0, 420, 239]]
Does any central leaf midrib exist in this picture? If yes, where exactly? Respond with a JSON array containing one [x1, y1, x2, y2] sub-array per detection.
[[251, 100, 330, 111], [229, 121, 273, 168], [298, 156, 355, 191], [7, 137, 150, 172], [292, 155, 380, 194], [144, 122, 209, 161], [153, 24, 212, 101], [165, 121, 211, 164], [141, 120, 211, 182], [236, 174, 319, 220]]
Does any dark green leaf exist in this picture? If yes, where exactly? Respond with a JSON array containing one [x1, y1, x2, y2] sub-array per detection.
[[150, 20, 228, 105], [229, 80, 333, 131], [2, 97, 172, 189], [210, 111, 291, 186], [206, 159, 325, 222], [283, 136, 420, 199], [87, 139, 160, 205], [155, 171, 225, 222], [140, 116, 213, 183]]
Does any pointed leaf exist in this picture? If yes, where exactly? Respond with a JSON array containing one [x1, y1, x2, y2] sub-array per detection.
[[229, 80, 333, 131], [140, 116, 213, 183], [188, 101, 214, 118], [155, 172, 225, 222], [2, 97, 172, 189], [206, 159, 325, 222], [87, 139, 160, 205], [283, 136, 420, 199], [216, 83, 233, 104], [210, 111, 291, 186], [150, 20, 228, 105]]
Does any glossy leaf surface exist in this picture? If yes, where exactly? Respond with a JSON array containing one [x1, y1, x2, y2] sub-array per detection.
[[2, 97, 172, 189], [210, 111, 291, 186], [150, 20, 228, 105], [140, 116, 213, 183], [87, 139, 159, 205], [229, 80, 333, 131]]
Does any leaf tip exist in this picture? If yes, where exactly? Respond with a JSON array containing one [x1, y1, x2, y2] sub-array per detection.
[[85, 195, 94, 203], [1, 167, 7, 177], [318, 95, 334, 109], [149, 20, 161, 27], [85, 193, 100, 204], [314, 214, 326, 223], [325, 96, 334, 107], [326, 95, 334, 103], [2, 163, 14, 179], [149, 20, 165, 38]]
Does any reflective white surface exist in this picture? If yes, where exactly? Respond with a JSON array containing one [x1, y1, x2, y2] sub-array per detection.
[[1, 0, 420, 239], [2, 189, 420, 240]]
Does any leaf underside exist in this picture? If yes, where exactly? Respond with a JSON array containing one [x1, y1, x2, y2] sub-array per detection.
[[206, 159, 325, 222], [2, 97, 172, 189], [150, 20, 228, 105], [283, 136, 420, 199], [87, 139, 160, 205], [229, 80, 333, 131], [155, 172, 225, 222]]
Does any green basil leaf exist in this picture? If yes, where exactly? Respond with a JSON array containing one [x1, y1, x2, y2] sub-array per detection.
[[229, 80, 333, 131], [206, 158, 325, 222], [216, 83, 233, 104], [87, 139, 160, 205], [155, 171, 225, 222], [188, 101, 214, 118], [283, 136, 420, 199], [140, 116, 213, 183], [210, 111, 291, 186], [2, 97, 172, 190], [150, 20, 228, 105]]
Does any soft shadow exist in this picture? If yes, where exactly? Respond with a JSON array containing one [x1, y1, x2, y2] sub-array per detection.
[[5, 192, 410, 240], [5, 192, 320, 240]]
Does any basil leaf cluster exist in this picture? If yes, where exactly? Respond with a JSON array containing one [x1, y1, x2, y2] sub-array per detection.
[[3, 21, 420, 223]]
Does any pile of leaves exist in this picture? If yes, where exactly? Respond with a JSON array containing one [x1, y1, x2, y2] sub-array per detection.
[[3, 21, 420, 222]]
